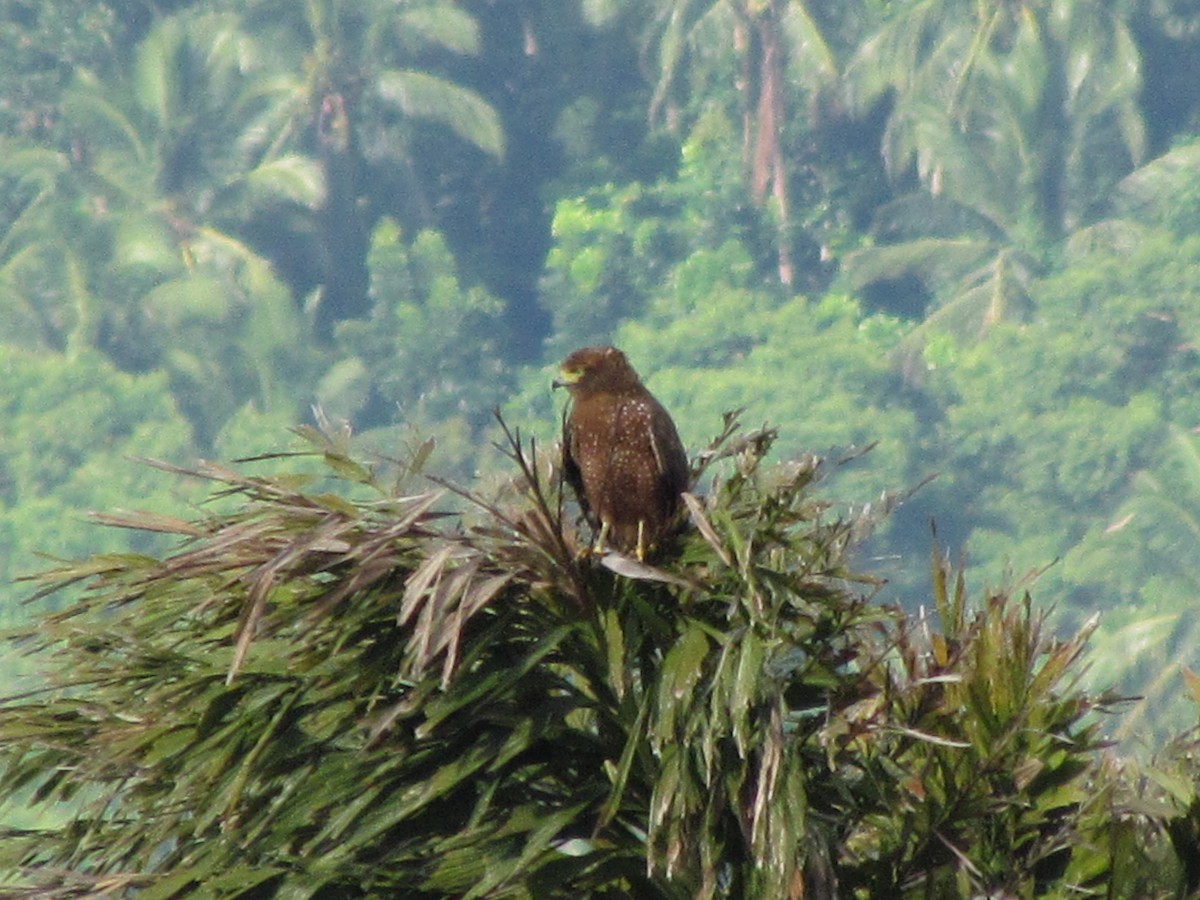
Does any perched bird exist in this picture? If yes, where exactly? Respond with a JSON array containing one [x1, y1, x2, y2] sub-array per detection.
[[553, 346, 689, 560]]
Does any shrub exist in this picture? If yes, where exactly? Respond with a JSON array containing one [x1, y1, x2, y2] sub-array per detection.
[[0, 417, 1195, 897]]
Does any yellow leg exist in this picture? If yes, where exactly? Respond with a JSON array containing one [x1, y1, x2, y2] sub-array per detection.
[[636, 520, 647, 562], [593, 520, 610, 556]]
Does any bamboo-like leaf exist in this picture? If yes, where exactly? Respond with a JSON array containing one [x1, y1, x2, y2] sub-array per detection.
[[601, 607, 627, 700], [596, 689, 652, 831], [89, 509, 208, 536], [681, 491, 732, 568], [600, 552, 697, 587], [0, 414, 1164, 896], [665, 626, 710, 702], [730, 630, 764, 754]]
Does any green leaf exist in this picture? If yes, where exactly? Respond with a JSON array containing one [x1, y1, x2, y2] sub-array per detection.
[[396, 6, 481, 56], [243, 154, 326, 208], [142, 276, 231, 326], [376, 69, 504, 158]]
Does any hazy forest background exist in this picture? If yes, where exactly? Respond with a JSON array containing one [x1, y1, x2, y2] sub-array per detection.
[[3, 0, 1200, 758]]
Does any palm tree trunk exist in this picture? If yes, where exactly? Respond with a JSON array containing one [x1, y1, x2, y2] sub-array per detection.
[[314, 91, 371, 340], [745, 1, 793, 286]]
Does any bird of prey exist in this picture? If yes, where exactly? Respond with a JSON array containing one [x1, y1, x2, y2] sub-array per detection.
[[553, 345, 688, 560]]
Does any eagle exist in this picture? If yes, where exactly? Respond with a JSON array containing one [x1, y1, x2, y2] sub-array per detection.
[[553, 346, 689, 560]]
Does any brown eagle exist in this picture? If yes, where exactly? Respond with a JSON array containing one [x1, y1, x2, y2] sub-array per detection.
[[553, 346, 689, 559]]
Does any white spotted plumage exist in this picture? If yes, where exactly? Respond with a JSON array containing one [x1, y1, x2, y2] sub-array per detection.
[[556, 346, 689, 559]]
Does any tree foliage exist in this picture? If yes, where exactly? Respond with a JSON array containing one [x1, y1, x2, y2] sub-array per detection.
[[842, 0, 1146, 335], [0, 346, 198, 616], [8, 0, 1200, 778], [2, 423, 1198, 897]]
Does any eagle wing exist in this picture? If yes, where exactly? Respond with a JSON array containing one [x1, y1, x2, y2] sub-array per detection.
[[648, 400, 689, 512], [561, 401, 590, 522]]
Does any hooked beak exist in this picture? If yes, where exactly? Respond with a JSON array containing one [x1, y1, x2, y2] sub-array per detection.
[[553, 369, 579, 391]]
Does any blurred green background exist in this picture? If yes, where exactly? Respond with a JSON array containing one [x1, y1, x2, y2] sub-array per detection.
[[3, 0, 1200, 747]]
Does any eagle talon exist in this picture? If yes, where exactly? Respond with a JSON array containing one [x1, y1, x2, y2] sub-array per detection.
[[592, 521, 611, 558]]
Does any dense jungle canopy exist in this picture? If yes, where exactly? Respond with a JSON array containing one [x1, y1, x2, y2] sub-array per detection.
[[4, 2, 1200, 890]]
